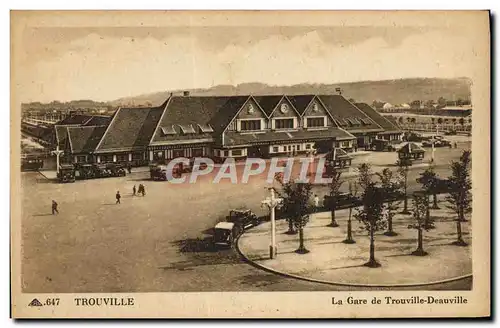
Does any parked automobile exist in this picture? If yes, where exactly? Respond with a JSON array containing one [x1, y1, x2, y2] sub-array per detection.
[[21, 157, 44, 171], [150, 164, 169, 181], [57, 164, 75, 183], [227, 209, 261, 230], [422, 138, 452, 148], [93, 164, 111, 178], [186, 158, 209, 172], [323, 192, 362, 210], [213, 222, 239, 248], [74, 163, 96, 180], [106, 163, 126, 177]]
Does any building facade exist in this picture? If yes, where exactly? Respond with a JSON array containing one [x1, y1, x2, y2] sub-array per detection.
[[59, 94, 402, 165]]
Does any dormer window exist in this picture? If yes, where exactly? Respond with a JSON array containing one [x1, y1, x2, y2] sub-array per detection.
[[178, 124, 196, 134], [240, 119, 261, 131], [161, 125, 177, 136], [306, 117, 326, 128], [197, 124, 214, 133]]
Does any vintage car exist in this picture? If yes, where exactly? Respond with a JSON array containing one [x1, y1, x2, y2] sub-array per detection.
[[149, 164, 181, 181], [227, 209, 261, 231], [404, 132, 426, 142], [323, 192, 362, 210], [213, 222, 240, 248], [369, 139, 400, 152], [186, 158, 209, 172], [91, 164, 111, 178], [74, 163, 96, 180], [21, 156, 44, 171], [57, 164, 76, 183], [422, 138, 452, 148], [106, 163, 127, 177]]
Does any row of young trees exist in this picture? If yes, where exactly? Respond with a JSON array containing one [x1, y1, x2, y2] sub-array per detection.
[[274, 150, 472, 268]]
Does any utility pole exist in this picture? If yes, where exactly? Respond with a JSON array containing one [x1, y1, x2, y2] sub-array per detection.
[[261, 187, 282, 259]]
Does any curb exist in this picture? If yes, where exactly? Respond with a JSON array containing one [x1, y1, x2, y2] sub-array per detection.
[[37, 170, 53, 180], [236, 229, 472, 288]]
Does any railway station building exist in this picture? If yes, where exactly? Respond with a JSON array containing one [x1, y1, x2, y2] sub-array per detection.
[[60, 94, 402, 165]]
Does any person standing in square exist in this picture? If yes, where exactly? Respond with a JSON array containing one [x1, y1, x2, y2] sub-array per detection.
[[51, 200, 59, 215]]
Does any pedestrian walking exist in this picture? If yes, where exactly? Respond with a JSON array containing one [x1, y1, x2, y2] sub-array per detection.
[[51, 200, 59, 215], [141, 184, 146, 197], [313, 194, 320, 212], [133, 185, 136, 196], [116, 191, 121, 204], [454, 142, 458, 149], [127, 163, 132, 174]]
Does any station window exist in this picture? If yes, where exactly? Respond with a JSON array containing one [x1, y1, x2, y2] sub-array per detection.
[[117, 154, 128, 162], [232, 149, 242, 156], [305, 144, 311, 150], [297, 145, 301, 151], [273, 146, 279, 153], [274, 118, 294, 129], [240, 119, 261, 131], [307, 117, 325, 128], [76, 155, 87, 163]]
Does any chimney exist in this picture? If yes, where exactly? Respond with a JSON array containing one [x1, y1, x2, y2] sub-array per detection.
[[183, 91, 190, 97]]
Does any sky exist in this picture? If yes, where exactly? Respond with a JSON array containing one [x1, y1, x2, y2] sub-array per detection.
[[14, 23, 480, 103]]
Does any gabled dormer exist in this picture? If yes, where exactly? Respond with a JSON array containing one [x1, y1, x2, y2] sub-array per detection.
[[231, 97, 267, 133], [302, 96, 335, 129], [268, 97, 300, 130]]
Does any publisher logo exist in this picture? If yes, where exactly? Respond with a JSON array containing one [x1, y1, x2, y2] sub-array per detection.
[[28, 298, 43, 307]]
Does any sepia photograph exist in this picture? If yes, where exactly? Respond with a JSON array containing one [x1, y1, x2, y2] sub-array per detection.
[[10, 10, 490, 318]]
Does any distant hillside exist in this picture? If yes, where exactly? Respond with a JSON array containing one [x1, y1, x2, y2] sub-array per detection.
[[22, 77, 471, 110], [109, 77, 472, 107]]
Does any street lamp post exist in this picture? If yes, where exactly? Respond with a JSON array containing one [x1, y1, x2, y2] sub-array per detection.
[[261, 187, 282, 259], [51, 145, 64, 174]]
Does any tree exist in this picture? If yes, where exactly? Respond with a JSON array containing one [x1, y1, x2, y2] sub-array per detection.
[[326, 167, 344, 228], [437, 97, 447, 108], [411, 117, 417, 124], [343, 181, 358, 244], [417, 166, 440, 210], [431, 117, 435, 124], [275, 175, 314, 251], [446, 150, 472, 246], [398, 117, 404, 124], [396, 159, 411, 214], [437, 118, 443, 124], [459, 118, 465, 126], [275, 174, 297, 235], [377, 168, 400, 236], [355, 182, 386, 268], [357, 163, 372, 192], [408, 192, 435, 256]]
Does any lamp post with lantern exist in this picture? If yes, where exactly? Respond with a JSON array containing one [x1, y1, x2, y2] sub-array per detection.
[[261, 187, 283, 259]]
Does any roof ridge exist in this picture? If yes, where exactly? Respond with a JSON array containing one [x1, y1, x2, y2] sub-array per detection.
[[95, 107, 121, 151], [148, 96, 172, 146]]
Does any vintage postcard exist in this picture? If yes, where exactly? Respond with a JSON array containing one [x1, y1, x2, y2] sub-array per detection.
[[11, 10, 490, 318]]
